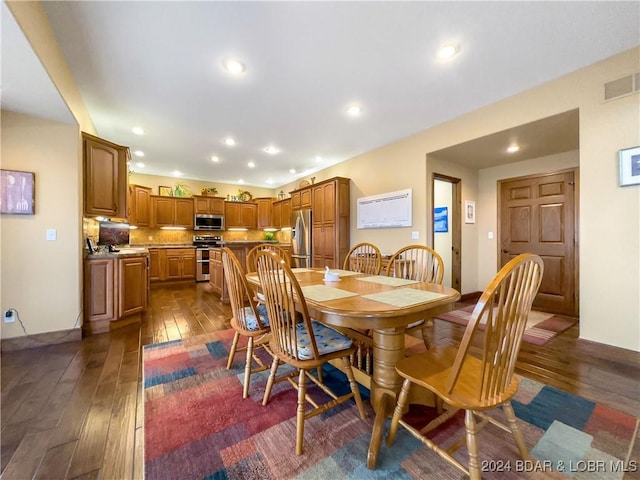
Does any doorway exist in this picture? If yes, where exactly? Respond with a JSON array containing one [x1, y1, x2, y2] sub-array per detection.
[[432, 174, 461, 291], [498, 169, 579, 316]]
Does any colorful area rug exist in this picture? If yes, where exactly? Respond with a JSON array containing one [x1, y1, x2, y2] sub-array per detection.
[[435, 305, 578, 346], [144, 330, 638, 479]]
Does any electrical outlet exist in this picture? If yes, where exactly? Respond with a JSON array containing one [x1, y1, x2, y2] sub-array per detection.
[[4, 310, 15, 323], [411, 231, 419, 240]]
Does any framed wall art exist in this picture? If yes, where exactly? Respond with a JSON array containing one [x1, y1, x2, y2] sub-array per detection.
[[619, 146, 640, 186], [1, 169, 35, 215], [464, 200, 476, 224], [159, 185, 173, 196]]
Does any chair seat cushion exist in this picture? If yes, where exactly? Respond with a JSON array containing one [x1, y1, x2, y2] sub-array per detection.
[[294, 321, 353, 360], [243, 304, 269, 331]]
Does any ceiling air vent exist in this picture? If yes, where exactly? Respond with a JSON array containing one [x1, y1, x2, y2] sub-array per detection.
[[604, 72, 639, 101]]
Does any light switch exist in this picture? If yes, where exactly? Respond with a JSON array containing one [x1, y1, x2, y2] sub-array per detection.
[[46, 229, 57, 241], [487, 231, 494, 239], [411, 231, 419, 240]]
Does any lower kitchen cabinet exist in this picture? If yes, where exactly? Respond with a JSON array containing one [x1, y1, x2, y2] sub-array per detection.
[[84, 254, 149, 335], [209, 249, 226, 301], [149, 247, 196, 282]]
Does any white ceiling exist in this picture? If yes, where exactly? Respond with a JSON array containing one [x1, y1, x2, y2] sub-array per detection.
[[3, 2, 639, 188]]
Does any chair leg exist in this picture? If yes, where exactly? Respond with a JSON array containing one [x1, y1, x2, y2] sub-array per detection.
[[464, 410, 482, 480], [341, 356, 366, 419], [227, 331, 240, 369], [387, 378, 412, 446], [296, 368, 307, 455], [262, 357, 279, 406], [503, 401, 530, 460], [242, 337, 254, 399], [420, 325, 432, 350]]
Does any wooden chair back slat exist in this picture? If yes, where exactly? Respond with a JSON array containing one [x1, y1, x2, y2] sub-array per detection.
[[246, 243, 292, 273]]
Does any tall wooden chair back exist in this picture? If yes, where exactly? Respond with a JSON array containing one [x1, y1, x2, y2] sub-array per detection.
[[246, 243, 291, 274], [343, 242, 382, 275], [221, 247, 271, 398], [255, 250, 366, 454], [385, 244, 444, 283], [387, 253, 544, 480]]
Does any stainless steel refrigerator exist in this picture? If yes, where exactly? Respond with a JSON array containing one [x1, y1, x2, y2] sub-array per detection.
[[290, 209, 312, 268]]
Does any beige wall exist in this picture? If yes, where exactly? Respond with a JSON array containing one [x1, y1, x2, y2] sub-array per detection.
[[1, 111, 82, 337]]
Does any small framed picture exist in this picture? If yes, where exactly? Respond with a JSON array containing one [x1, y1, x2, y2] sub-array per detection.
[[464, 200, 476, 224], [619, 146, 640, 187], [159, 186, 173, 196], [1, 169, 35, 215]]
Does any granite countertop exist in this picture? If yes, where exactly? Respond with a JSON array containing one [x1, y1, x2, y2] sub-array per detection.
[[85, 247, 150, 259], [134, 244, 194, 248]]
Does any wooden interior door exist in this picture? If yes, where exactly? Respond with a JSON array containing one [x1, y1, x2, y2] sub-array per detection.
[[499, 170, 577, 316]]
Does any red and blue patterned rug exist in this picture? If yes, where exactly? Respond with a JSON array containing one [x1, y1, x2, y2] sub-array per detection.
[[144, 330, 639, 479]]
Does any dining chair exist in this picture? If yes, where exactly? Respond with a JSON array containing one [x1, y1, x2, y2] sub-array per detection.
[[386, 253, 544, 480], [255, 250, 366, 455], [385, 245, 445, 348], [246, 243, 292, 273], [343, 242, 382, 275], [246, 243, 292, 304], [221, 247, 271, 399]]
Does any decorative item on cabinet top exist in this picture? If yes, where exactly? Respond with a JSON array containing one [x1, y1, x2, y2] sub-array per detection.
[[173, 182, 191, 197], [227, 189, 252, 202], [159, 186, 173, 196], [200, 186, 218, 196]]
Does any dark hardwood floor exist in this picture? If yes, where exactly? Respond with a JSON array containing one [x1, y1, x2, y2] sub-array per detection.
[[1, 282, 638, 479]]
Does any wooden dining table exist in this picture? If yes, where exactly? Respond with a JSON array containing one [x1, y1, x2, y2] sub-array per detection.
[[247, 267, 460, 469]]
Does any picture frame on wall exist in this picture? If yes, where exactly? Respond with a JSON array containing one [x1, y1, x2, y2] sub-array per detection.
[[619, 146, 640, 186], [0, 169, 35, 215], [464, 200, 476, 224], [159, 185, 173, 196]]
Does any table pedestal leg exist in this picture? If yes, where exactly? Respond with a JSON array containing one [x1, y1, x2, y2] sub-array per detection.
[[367, 327, 405, 469]]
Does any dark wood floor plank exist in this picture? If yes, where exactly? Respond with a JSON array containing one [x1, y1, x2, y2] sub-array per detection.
[[34, 440, 76, 480], [1, 431, 50, 480], [6, 368, 66, 427], [66, 381, 117, 479], [101, 381, 137, 480]]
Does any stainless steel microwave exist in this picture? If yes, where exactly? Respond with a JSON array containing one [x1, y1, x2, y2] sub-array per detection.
[[194, 214, 224, 230]]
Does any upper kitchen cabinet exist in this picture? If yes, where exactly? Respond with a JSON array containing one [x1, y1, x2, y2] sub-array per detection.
[[255, 197, 275, 229], [225, 201, 257, 229], [128, 184, 152, 226], [193, 195, 225, 215], [151, 196, 194, 228], [272, 198, 292, 229], [83, 132, 129, 218], [290, 186, 312, 210]]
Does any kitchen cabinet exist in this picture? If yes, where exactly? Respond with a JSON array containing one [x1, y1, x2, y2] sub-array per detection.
[[151, 196, 194, 228], [164, 248, 196, 281], [255, 197, 275, 229], [128, 184, 152, 226], [311, 177, 350, 269], [193, 195, 225, 215], [291, 187, 311, 210], [224, 202, 257, 229], [118, 256, 149, 317], [83, 132, 130, 218], [272, 198, 292, 229], [209, 249, 225, 300], [149, 247, 196, 282], [83, 253, 149, 335]]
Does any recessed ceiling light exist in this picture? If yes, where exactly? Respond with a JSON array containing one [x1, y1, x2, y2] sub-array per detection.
[[173, 170, 182, 177], [132, 126, 144, 135], [506, 145, 520, 153], [136, 162, 145, 168], [225, 137, 236, 146], [266, 178, 274, 184], [289, 168, 296, 174], [222, 58, 246, 75], [211, 156, 220, 162], [248, 161, 255, 168], [134, 150, 144, 157], [238, 179, 244, 184], [437, 44, 459, 60], [346, 105, 362, 116], [315, 156, 322, 162], [264, 146, 280, 155]]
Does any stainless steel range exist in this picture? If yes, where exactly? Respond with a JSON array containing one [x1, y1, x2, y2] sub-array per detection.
[[193, 235, 222, 282]]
